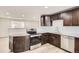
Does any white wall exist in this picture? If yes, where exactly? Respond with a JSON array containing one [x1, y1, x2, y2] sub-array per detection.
[[0, 19, 10, 53], [0, 19, 10, 37], [24, 21, 40, 29], [10, 21, 25, 28]]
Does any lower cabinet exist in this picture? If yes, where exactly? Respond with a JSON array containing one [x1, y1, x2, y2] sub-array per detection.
[[49, 34, 61, 47], [41, 33, 61, 48], [41, 33, 79, 53], [9, 36, 30, 53], [75, 38, 79, 53], [41, 33, 50, 45]]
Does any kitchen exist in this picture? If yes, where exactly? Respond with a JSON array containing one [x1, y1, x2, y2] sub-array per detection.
[[0, 6, 79, 53]]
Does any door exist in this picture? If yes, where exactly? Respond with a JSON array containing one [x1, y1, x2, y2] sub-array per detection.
[[13, 36, 26, 53]]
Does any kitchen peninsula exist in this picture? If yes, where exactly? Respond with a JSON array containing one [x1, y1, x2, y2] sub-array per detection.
[[9, 28, 30, 53]]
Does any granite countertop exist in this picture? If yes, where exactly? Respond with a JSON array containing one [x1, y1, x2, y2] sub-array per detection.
[[9, 33, 30, 36], [38, 32, 79, 38]]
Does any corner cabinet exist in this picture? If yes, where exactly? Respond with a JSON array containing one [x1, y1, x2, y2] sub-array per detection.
[[41, 33, 61, 48], [41, 16, 52, 26], [41, 33, 50, 45], [49, 34, 61, 47]]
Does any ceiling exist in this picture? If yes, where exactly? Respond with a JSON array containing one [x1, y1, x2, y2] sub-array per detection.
[[0, 6, 74, 21]]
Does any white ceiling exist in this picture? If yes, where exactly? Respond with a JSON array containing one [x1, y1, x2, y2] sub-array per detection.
[[0, 6, 74, 21]]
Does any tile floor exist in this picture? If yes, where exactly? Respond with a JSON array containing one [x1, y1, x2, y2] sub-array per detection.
[[0, 38, 67, 53], [0, 37, 10, 53], [22, 43, 68, 53]]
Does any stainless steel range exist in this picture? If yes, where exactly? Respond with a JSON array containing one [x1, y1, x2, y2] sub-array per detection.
[[27, 28, 41, 49]]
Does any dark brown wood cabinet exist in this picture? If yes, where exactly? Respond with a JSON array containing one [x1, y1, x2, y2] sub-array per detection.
[[41, 33, 50, 45], [72, 9, 79, 26], [48, 34, 61, 47], [62, 12, 72, 26], [41, 16, 45, 26], [50, 13, 61, 20], [63, 9, 79, 26], [41, 33, 61, 47], [9, 36, 30, 53], [41, 7, 79, 26], [75, 38, 79, 53], [72, 10, 78, 26], [41, 16, 52, 26]]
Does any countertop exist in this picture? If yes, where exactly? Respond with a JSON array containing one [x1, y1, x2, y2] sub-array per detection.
[[38, 32, 79, 38], [9, 33, 30, 36]]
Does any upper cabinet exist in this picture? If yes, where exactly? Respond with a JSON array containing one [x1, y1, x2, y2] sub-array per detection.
[[41, 7, 79, 26], [61, 9, 79, 26], [40, 16, 45, 26], [61, 11, 72, 26], [50, 13, 61, 20], [41, 15, 52, 26], [72, 9, 79, 26]]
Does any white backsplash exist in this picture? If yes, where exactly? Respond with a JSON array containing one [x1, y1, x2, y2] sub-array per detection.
[[37, 19, 79, 37], [59, 26, 79, 37], [37, 26, 58, 33], [8, 19, 79, 37], [37, 20, 63, 34], [53, 20, 63, 27]]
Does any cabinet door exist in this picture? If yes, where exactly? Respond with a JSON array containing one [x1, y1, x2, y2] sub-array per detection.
[[49, 34, 60, 47], [41, 16, 52, 26], [41, 16, 45, 26], [62, 12, 72, 26], [41, 34, 48, 45], [72, 10, 78, 26], [49, 37, 53, 45], [13, 36, 27, 53], [45, 16, 51, 26], [75, 9, 79, 25], [77, 11, 79, 25], [53, 34, 60, 47], [75, 38, 79, 53]]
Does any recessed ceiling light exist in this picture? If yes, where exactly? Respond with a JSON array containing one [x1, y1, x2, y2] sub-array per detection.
[[44, 6, 48, 8]]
